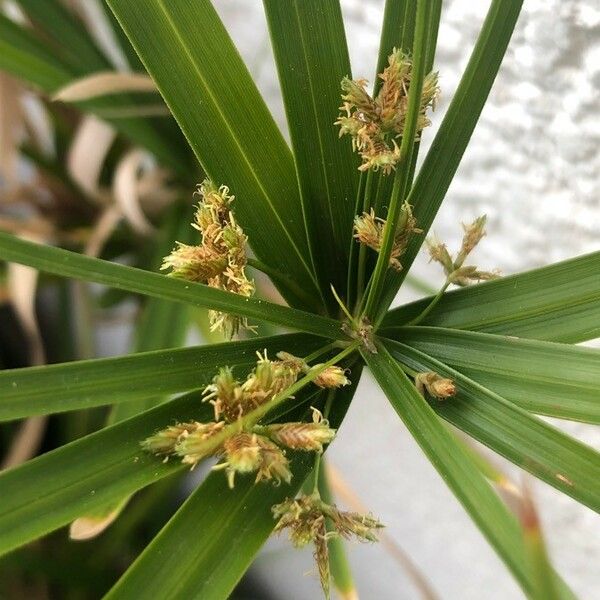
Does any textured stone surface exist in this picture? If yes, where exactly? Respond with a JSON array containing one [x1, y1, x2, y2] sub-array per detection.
[[215, 1, 600, 598]]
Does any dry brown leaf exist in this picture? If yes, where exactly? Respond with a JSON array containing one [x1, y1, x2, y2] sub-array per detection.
[[2, 232, 47, 470], [67, 116, 115, 202], [0, 72, 24, 190], [113, 149, 155, 236], [53, 71, 157, 103], [69, 498, 129, 541]]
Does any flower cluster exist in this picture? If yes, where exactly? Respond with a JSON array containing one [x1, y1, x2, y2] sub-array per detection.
[[336, 49, 439, 173], [353, 201, 422, 270], [273, 493, 383, 598], [427, 215, 500, 286], [142, 351, 349, 488], [415, 371, 456, 400], [161, 179, 254, 337]]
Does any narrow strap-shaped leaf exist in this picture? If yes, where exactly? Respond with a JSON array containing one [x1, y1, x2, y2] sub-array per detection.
[[14, 0, 111, 74], [107, 0, 320, 309], [0, 392, 207, 557], [0, 334, 321, 421], [391, 327, 600, 423], [104, 365, 361, 599], [362, 343, 573, 598], [376, 0, 523, 317], [263, 0, 359, 307], [0, 13, 72, 90], [382, 251, 600, 343], [385, 339, 600, 512], [0, 233, 344, 339]]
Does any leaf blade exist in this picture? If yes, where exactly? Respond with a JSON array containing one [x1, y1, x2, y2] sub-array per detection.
[[363, 343, 573, 598], [263, 0, 359, 305], [385, 339, 600, 512], [0, 233, 344, 339], [382, 251, 600, 343], [0, 334, 321, 421], [390, 326, 600, 423]]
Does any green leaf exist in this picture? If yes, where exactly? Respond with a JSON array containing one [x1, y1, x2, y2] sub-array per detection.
[[263, 0, 359, 307], [0, 334, 321, 421], [0, 233, 344, 339], [385, 339, 600, 512], [362, 343, 573, 598], [375, 1, 416, 78], [13, 0, 111, 74], [0, 392, 207, 557], [391, 326, 600, 423], [104, 365, 361, 599], [382, 251, 600, 343], [376, 0, 523, 318], [0, 13, 72, 90], [107, 0, 321, 310]]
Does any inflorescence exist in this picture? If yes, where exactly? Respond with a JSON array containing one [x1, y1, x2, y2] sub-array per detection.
[[427, 215, 500, 286], [161, 179, 254, 338], [142, 350, 349, 488], [336, 48, 439, 174], [273, 493, 383, 599], [354, 201, 422, 271]]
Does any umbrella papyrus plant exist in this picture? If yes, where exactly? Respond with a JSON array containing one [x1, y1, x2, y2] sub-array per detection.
[[0, 1, 599, 598]]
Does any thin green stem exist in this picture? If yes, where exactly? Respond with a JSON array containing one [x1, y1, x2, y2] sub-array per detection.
[[311, 389, 336, 494], [372, 171, 387, 216], [405, 280, 450, 326], [346, 172, 366, 309], [303, 343, 337, 365], [356, 169, 375, 310], [363, 0, 431, 321]]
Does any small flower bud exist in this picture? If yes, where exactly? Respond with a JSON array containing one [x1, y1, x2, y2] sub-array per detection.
[[215, 432, 263, 488], [312, 365, 350, 389], [415, 372, 457, 400], [141, 422, 199, 457], [255, 436, 292, 485], [173, 421, 226, 468], [259, 410, 336, 452], [456, 215, 488, 266], [426, 237, 454, 275], [161, 242, 227, 282]]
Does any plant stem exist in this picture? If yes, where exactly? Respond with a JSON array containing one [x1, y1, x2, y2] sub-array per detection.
[[311, 389, 336, 494], [355, 169, 375, 311], [362, 0, 431, 322], [405, 280, 450, 326], [346, 172, 366, 309], [303, 343, 337, 365]]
